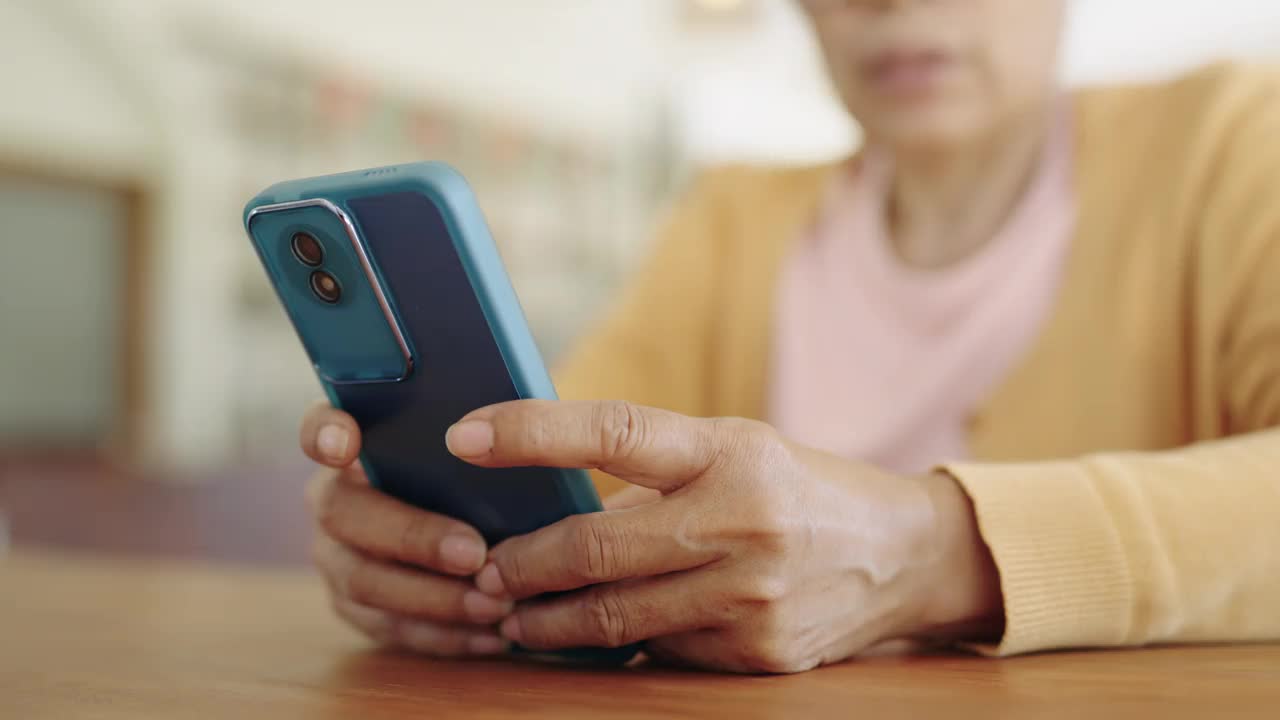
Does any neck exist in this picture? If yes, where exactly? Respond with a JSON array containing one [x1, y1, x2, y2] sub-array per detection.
[[884, 106, 1055, 269]]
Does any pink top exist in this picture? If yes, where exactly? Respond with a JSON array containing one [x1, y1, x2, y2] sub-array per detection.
[[768, 114, 1076, 475]]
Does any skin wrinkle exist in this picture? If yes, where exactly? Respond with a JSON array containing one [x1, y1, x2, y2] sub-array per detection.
[[592, 423, 958, 668], [302, 350, 997, 670], [299, 0, 1068, 667], [662, 434, 950, 665]]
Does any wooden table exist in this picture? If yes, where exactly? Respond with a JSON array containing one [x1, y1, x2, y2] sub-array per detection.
[[3, 550, 1278, 719]]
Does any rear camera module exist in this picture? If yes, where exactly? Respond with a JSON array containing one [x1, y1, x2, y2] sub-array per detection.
[[291, 232, 325, 267], [309, 270, 342, 304]]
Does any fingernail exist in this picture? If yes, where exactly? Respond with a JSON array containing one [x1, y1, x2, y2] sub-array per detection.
[[446, 420, 494, 458], [439, 534, 486, 574], [499, 615, 523, 644], [317, 424, 349, 462], [463, 591, 514, 623], [468, 634, 510, 656], [475, 563, 508, 597]]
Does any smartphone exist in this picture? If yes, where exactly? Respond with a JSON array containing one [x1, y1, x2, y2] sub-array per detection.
[[243, 162, 637, 665]]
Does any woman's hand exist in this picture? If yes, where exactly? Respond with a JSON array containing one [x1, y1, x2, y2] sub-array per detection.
[[451, 400, 1003, 674], [299, 403, 515, 658]]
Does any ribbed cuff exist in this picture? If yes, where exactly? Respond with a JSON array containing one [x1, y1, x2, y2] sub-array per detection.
[[941, 460, 1135, 656]]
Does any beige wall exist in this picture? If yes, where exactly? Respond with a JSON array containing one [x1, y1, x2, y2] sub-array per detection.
[[4, 0, 1280, 470]]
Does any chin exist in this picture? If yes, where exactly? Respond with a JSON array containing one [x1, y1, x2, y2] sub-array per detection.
[[863, 107, 996, 154]]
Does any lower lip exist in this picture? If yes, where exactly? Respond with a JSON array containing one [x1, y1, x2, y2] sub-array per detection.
[[867, 56, 951, 99]]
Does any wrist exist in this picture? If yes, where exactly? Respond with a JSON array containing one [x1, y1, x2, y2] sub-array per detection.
[[912, 471, 1004, 642]]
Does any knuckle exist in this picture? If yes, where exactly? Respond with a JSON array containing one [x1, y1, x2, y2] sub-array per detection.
[[705, 418, 796, 493], [583, 587, 633, 648], [594, 400, 646, 462], [432, 583, 472, 622], [708, 426, 804, 555], [742, 643, 811, 675], [738, 619, 811, 674], [570, 518, 621, 582], [712, 417, 789, 467], [496, 547, 529, 597], [396, 513, 444, 565], [738, 573, 791, 607]]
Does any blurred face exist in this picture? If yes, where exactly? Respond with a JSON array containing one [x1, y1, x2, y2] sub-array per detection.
[[799, 0, 1066, 151]]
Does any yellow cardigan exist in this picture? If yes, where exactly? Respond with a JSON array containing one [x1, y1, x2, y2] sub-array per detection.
[[553, 63, 1280, 656]]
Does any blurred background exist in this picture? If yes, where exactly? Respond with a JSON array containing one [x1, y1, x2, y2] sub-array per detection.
[[3, 0, 1280, 564]]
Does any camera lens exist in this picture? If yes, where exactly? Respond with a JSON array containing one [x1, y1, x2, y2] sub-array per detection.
[[291, 232, 324, 267], [309, 270, 342, 304]]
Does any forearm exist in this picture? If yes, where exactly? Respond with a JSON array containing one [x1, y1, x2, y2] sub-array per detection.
[[944, 429, 1280, 655]]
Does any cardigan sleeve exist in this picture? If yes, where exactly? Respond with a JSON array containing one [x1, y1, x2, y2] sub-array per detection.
[[943, 68, 1280, 656], [945, 432, 1280, 655]]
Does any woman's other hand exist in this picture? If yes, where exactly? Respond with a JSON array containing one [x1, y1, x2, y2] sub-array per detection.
[[299, 403, 513, 658]]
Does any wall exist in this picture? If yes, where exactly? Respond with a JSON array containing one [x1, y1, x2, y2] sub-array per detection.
[[142, 0, 682, 468], [675, 0, 1280, 165], [169, 0, 673, 145], [1063, 0, 1280, 86], [0, 175, 125, 446], [6, 0, 1280, 470], [674, 0, 857, 166], [0, 0, 680, 469], [0, 2, 157, 179]]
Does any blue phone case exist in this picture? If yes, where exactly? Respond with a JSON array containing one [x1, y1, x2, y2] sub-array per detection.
[[244, 162, 637, 665]]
